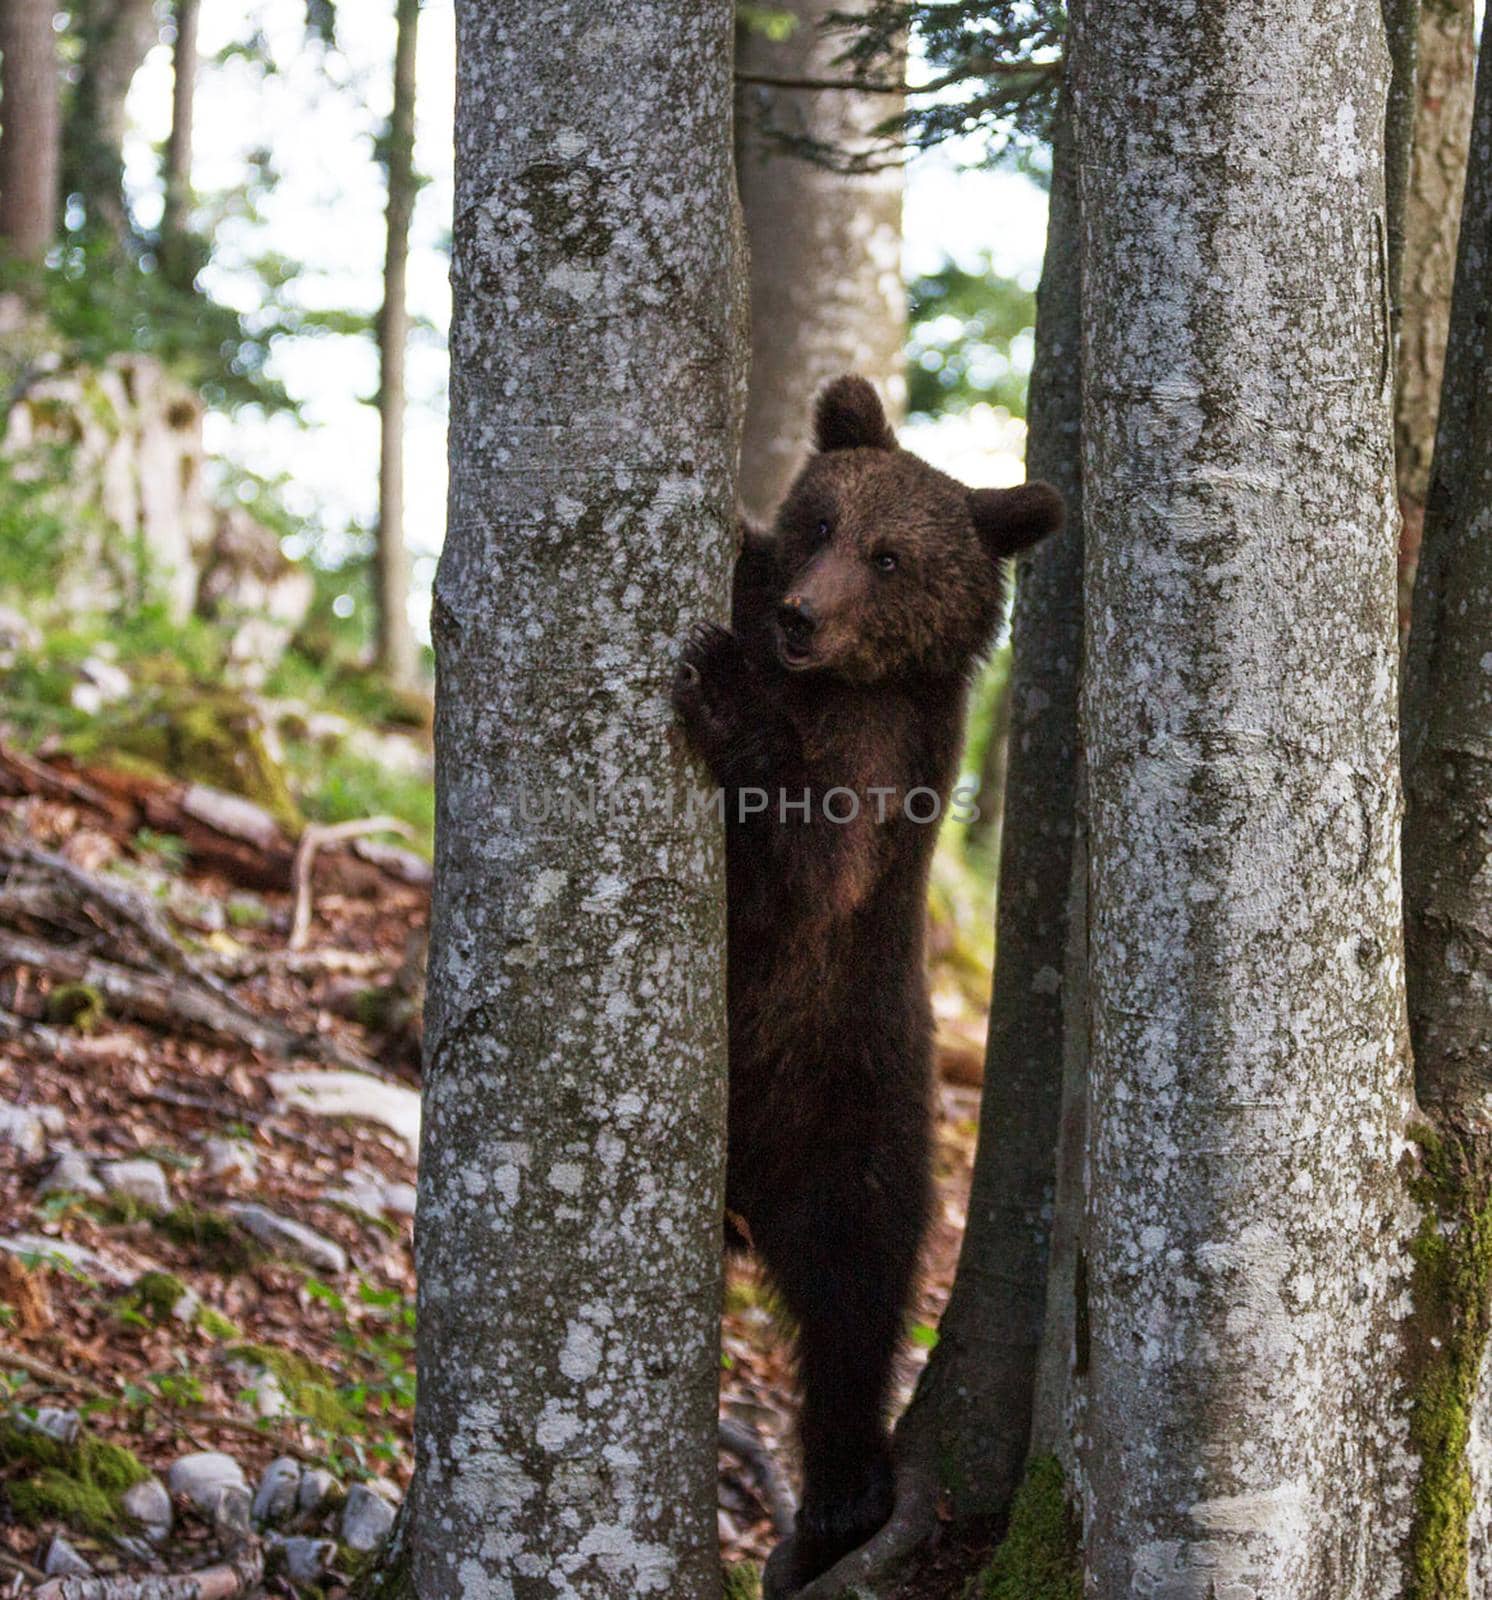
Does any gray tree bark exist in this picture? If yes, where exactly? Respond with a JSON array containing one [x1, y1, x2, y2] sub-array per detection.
[[0, 0, 62, 261], [406, 4, 746, 1597], [1400, 20, 1492, 1593], [1402, 3, 1492, 1117], [1383, 0, 1421, 325], [734, 2, 905, 520], [1396, 0, 1478, 627], [1074, 1, 1416, 1595], [902, 77, 1085, 1524], [374, 0, 420, 691], [160, 0, 200, 288], [66, 0, 159, 243]]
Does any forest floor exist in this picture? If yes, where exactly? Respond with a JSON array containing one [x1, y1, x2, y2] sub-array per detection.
[[0, 775, 987, 1597]]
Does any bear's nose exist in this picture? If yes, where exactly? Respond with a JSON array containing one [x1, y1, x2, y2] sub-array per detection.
[[777, 598, 818, 643]]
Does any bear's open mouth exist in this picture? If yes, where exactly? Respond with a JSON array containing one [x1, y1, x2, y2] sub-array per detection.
[[776, 628, 816, 669]]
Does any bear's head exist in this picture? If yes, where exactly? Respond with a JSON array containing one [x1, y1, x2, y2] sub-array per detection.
[[765, 375, 1063, 683]]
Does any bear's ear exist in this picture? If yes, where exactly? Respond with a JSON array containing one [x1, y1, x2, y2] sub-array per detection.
[[969, 482, 1065, 559], [813, 376, 897, 453]]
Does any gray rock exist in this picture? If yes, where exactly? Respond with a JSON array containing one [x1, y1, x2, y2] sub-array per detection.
[[270, 1069, 421, 1154], [277, 1534, 338, 1584], [228, 1204, 347, 1275], [168, 1451, 247, 1515], [37, 1149, 104, 1199], [226, 1359, 289, 1420], [203, 1137, 258, 1182], [252, 1456, 302, 1527], [10, 1405, 80, 1445], [340, 1482, 397, 1551], [97, 1158, 171, 1213], [121, 1475, 172, 1540], [44, 1534, 92, 1577], [297, 1466, 341, 1517], [214, 1484, 253, 1546], [0, 1101, 48, 1160], [325, 1170, 418, 1221], [324, 1170, 386, 1217], [0, 1231, 132, 1284]]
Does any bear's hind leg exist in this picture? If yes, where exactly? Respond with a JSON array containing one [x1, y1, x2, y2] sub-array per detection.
[[757, 1159, 926, 1593]]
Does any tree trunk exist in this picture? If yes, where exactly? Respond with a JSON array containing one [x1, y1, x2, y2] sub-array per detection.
[[1400, 18, 1492, 1590], [1395, 0, 1477, 628], [734, 2, 905, 520], [0, 0, 62, 261], [159, 0, 200, 288], [1073, 0, 1415, 1593], [65, 0, 158, 244], [403, 3, 746, 1598], [901, 77, 1085, 1524], [1383, 0, 1421, 326], [1402, 4, 1492, 1117], [374, 0, 420, 691]]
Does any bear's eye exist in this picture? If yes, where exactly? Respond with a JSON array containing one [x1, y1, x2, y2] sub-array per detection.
[[874, 550, 899, 574], [815, 519, 831, 542]]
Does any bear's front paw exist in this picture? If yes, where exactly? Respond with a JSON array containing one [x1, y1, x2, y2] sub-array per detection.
[[672, 621, 748, 730]]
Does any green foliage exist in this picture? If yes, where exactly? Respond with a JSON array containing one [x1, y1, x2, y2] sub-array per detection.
[[1405, 1124, 1492, 1599], [975, 1455, 1081, 1600], [907, 257, 1036, 421], [0, 241, 297, 416], [0, 1417, 150, 1536], [750, 0, 1063, 172], [738, 3, 798, 39], [226, 1280, 416, 1477], [115, 1270, 192, 1326]]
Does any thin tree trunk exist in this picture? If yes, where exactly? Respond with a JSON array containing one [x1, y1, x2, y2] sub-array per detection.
[[734, 1, 905, 520], [0, 0, 62, 261], [1396, 0, 1478, 630], [1403, 5, 1492, 1116], [1074, 0, 1414, 1593], [1384, 0, 1421, 325], [1400, 21, 1492, 1593], [902, 77, 1085, 1524], [159, 0, 199, 288], [374, 0, 420, 691], [401, 4, 746, 1599], [65, 0, 158, 244]]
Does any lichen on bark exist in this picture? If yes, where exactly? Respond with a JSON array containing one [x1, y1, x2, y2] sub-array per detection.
[[1072, 0, 1417, 1593], [407, 4, 747, 1597]]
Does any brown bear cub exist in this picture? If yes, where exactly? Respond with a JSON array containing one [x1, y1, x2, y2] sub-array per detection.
[[673, 376, 1062, 1595]]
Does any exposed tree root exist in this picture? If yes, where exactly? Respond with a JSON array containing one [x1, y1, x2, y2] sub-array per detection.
[[719, 1418, 796, 1538], [289, 817, 414, 950], [763, 1454, 939, 1600]]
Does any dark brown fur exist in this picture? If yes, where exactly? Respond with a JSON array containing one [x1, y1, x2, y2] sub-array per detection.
[[673, 377, 1062, 1593]]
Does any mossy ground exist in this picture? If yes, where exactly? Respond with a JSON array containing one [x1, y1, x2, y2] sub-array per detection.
[[1405, 1122, 1492, 1600], [0, 1418, 150, 1536], [973, 1456, 1081, 1600], [45, 981, 105, 1033], [227, 1342, 359, 1436]]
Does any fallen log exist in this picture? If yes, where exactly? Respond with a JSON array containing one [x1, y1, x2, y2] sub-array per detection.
[[30, 1542, 263, 1600], [0, 930, 385, 1078]]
